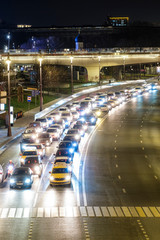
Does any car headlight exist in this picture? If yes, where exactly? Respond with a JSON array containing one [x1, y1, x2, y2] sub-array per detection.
[[36, 128, 41, 133], [10, 179, 15, 184], [80, 130, 84, 135], [96, 110, 101, 117], [46, 141, 50, 145], [91, 117, 96, 123], [32, 134, 37, 139], [54, 133, 58, 137], [36, 139, 39, 143], [75, 134, 80, 140], [20, 159, 25, 164], [68, 166, 72, 172], [56, 116, 60, 120], [50, 176, 54, 181], [34, 166, 40, 173], [25, 178, 31, 184], [66, 175, 71, 181], [83, 125, 87, 130], [73, 143, 77, 147], [69, 148, 74, 153], [80, 117, 85, 122], [39, 150, 42, 155]]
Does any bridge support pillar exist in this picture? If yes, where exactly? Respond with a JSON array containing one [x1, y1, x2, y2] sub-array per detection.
[[86, 66, 99, 82]]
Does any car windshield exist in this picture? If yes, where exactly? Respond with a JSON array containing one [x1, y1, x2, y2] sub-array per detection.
[[51, 125, 60, 129], [29, 123, 39, 127], [13, 169, 30, 175], [55, 159, 70, 164], [59, 142, 72, 148], [67, 130, 77, 134], [24, 129, 35, 134], [36, 119, 46, 122], [39, 133, 49, 138], [23, 151, 37, 156], [47, 129, 57, 133], [52, 168, 69, 173], [61, 113, 70, 116], [80, 102, 88, 106]]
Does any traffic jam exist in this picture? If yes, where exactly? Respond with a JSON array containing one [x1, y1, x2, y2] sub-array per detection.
[[2, 82, 157, 189]]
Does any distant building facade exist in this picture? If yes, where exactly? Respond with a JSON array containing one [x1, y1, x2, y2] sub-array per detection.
[[106, 16, 129, 27]]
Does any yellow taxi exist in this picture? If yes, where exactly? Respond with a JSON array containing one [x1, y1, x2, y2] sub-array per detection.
[[49, 163, 71, 186], [20, 149, 38, 165]]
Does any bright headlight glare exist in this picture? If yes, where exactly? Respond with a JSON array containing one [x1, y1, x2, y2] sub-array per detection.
[[91, 117, 95, 122], [25, 178, 31, 184], [36, 139, 39, 143], [50, 176, 54, 181], [66, 175, 71, 181], [32, 134, 36, 139], [34, 166, 40, 172], [10, 179, 15, 184], [69, 148, 74, 153], [75, 134, 80, 140], [68, 166, 72, 172]]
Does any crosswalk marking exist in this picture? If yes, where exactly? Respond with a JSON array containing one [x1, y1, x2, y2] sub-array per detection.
[[136, 207, 146, 217], [94, 207, 102, 217], [149, 207, 160, 217], [142, 207, 153, 217], [101, 207, 110, 217], [0, 206, 160, 218]]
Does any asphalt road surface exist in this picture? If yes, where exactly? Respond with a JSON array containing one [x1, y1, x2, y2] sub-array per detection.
[[0, 86, 160, 240]]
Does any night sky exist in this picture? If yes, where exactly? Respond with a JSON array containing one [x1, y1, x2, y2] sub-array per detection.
[[1, 0, 160, 27]]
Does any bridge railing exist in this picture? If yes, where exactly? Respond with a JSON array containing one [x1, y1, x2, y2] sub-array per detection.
[[1, 47, 160, 55]]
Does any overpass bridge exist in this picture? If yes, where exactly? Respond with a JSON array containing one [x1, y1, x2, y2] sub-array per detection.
[[1, 48, 160, 81]]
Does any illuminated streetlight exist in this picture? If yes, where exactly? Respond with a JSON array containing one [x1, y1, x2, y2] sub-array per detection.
[[98, 56, 101, 85], [70, 56, 73, 94], [38, 55, 43, 111], [6, 55, 12, 136], [6, 32, 10, 53]]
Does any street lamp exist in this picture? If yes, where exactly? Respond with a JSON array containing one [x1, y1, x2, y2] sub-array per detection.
[[38, 56, 43, 111], [7, 32, 10, 53], [70, 56, 73, 94], [98, 56, 101, 85], [123, 56, 126, 80], [6, 56, 12, 136]]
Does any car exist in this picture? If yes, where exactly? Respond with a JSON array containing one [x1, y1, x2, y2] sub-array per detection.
[[0, 164, 4, 183], [50, 123, 63, 135], [35, 118, 49, 130], [20, 138, 36, 153], [58, 141, 76, 153], [22, 127, 38, 140], [76, 120, 88, 131], [49, 111, 61, 121], [72, 124, 85, 136], [19, 149, 39, 165], [65, 129, 81, 142], [28, 121, 43, 132], [60, 111, 73, 127], [72, 101, 80, 110], [55, 148, 74, 161], [46, 116, 53, 126], [21, 156, 43, 177], [71, 111, 79, 120], [80, 113, 97, 125], [23, 144, 45, 159], [99, 104, 110, 112], [53, 157, 72, 172], [47, 128, 61, 140], [10, 167, 33, 189], [62, 136, 79, 151], [107, 92, 115, 100], [80, 101, 92, 111], [65, 104, 76, 111], [53, 119, 66, 130], [36, 132, 52, 146], [49, 163, 71, 186]]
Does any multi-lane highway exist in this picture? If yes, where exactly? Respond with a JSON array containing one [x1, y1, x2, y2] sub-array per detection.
[[0, 82, 160, 240]]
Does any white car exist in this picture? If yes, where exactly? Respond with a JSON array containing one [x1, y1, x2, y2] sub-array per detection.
[[54, 156, 72, 172], [71, 111, 79, 120], [23, 144, 45, 158], [47, 128, 61, 140], [50, 124, 63, 135], [35, 118, 49, 130], [65, 129, 81, 142], [22, 127, 38, 140], [99, 104, 110, 112], [0, 165, 4, 183], [60, 111, 73, 127]]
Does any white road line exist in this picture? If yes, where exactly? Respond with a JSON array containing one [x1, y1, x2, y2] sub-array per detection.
[[45, 208, 50, 217], [37, 208, 43, 217], [80, 207, 87, 217], [8, 208, 16, 218], [87, 206, 95, 217], [101, 207, 110, 217], [33, 162, 49, 208], [23, 208, 30, 218], [122, 188, 127, 193], [94, 207, 102, 217], [51, 207, 58, 217], [15, 208, 23, 218]]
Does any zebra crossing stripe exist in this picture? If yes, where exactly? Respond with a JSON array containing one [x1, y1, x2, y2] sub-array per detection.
[[0, 206, 160, 218]]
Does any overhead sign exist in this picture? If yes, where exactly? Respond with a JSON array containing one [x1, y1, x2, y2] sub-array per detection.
[[27, 96, 32, 102]]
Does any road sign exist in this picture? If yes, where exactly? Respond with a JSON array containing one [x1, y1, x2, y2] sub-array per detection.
[[32, 90, 39, 97], [27, 96, 32, 102]]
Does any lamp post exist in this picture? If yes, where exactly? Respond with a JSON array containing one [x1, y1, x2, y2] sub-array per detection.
[[38, 56, 43, 111], [70, 56, 73, 94], [123, 57, 126, 80], [98, 56, 101, 85], [7, 32, 10, 53], [6, 56, 12, 136]]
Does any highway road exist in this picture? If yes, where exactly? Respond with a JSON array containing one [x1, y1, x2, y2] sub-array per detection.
[[0, 84, 160, 240]]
